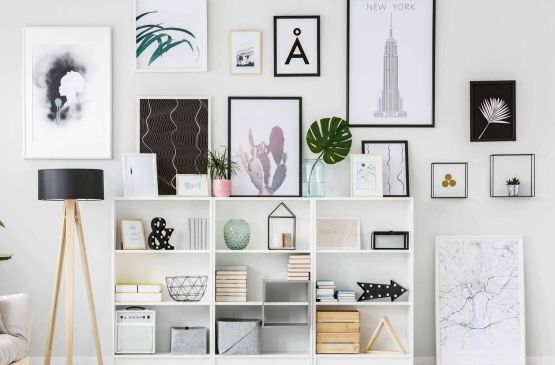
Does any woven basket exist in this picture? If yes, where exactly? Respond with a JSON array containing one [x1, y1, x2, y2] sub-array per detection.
[[166, 276, 208, 302]]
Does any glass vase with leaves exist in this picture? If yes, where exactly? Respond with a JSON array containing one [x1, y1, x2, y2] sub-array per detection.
[[305, 117, 353, 197], [207, 147, 239, 197]]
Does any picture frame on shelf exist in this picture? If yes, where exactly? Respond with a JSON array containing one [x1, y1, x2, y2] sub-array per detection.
[[431, 162, 468, 199], [121, 219, 147, 250], [316, 217, 361, 250], [230, 30, 262, 75], [176, 174, 210, 197], [436, 236, 526, 365], [228, 97, 302, 197], [350, 154, 383, 197], [274, 16, 320, 77], [490, 154, 535, 198], [138, 96, 211, 195], [470, 81, 516, 142], [372, 231, 409, 250], [23, 27, 112, 159], [347, 0, 435, 127], [362, 140, 409, 197], [122, 153, 159, 198], [268, 202, 296, 250], [134, 0, 208, 72]]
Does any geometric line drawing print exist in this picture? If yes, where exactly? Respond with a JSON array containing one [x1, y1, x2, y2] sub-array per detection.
[[363, 141, 409, 197]]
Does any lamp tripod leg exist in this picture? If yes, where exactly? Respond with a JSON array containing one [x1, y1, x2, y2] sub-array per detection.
[[64, 200, 76, 365]]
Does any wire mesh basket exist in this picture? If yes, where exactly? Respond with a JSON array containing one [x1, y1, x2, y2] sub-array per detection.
[[166, 276, 208, 302]]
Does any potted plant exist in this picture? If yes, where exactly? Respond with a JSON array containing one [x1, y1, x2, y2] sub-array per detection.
[[207, 147, 238, 197], [0, 220, 11, 262], [506, 177, 520, 196], [305, 117, 352, 197]]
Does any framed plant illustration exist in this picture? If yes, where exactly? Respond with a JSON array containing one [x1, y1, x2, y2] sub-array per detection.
[[350, 154, 383, 197], [135, 0, 207, 72], [138, 97, 211, 195], [470, 81, 516, 141], [230, 30, 262, 75], [23, 27, 112, 159], [347, 0, 435, 127], [362, 140, 409, 197], [274, 16, 320, 77], [431, 162, 468, 198], [228, 97, 302, 197]]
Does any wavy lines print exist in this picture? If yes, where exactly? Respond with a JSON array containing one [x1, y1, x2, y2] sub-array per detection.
[[386, 144, 392, 194], [396, 144, 406, 195]]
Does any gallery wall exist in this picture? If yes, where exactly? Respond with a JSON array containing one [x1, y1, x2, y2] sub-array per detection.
[[0, 0, 554, 362]]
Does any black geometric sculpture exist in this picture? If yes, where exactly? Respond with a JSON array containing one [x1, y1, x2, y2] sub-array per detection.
[[357, 280, 408, 302], [148, 217, 175, 250]]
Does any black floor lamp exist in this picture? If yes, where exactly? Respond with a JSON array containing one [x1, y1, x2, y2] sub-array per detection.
[[39, 169, 104, 365]]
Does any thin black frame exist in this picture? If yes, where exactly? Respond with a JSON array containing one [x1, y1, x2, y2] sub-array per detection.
[[372, 231, 409, 251], [431, 162, 468, 199], [274, 15, 321, 77], [228, 96, 303, 197], [489, 154, 535, 198], [346, 0, 436, 128], [361, 140, 410, 197], [267, 202, 297, 250], [470, 81, 517, 142]]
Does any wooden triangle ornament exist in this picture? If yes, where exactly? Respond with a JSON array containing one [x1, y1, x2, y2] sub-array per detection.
[[365, 316, 407, 354]]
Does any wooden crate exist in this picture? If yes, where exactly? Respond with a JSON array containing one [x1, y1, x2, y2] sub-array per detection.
[[316, 343, 361, 354], [316, 310, 360, 323], [316, 310, 360, 354]]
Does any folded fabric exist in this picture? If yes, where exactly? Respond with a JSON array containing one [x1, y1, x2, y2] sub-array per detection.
[[0, 333, 27, 365], [0, 294, 31, 342]]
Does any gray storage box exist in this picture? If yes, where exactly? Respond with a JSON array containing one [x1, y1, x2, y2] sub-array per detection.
[[217, 319, 261, 355], [170, 327, 208, 354]]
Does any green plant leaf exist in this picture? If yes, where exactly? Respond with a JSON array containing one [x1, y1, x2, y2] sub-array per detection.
[[136, 11, 157, 21], [136, 34, 169, 58], [0, 220, 4, 228], [306, 117, 352, 164], [149, 38, 194, 65]]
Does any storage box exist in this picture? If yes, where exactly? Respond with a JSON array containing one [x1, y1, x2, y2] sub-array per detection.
[[217, 319, 261, 355], [316, 310, 360, 354], [170, 327, 208, 354]]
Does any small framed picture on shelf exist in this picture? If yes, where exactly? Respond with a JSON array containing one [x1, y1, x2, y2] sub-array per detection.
[[176, 174, 210, 197], [350, 154, 383, 197], [372, 231, 409, 250], [316, 217, 360, 250], [122, 153, 159, 198], [121, 219, 147, 250], [362, 140, 409, 197], [431, 162, 468, 199], [230, 30, 262, 75]]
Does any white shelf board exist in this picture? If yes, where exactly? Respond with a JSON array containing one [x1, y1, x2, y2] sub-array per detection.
[[314, 196, 413, 202], [115, 353, 210, 359], [215, 301, 263, 306], [317, 249, 411, 254], [114, 301, 210, 306], [115, 250, 210, 254], [115, 196, 211, 201], [315, 301, 411, 306], [216, 249, 311, 254], [263, 302, 309, 306], [216, 352, 310, 358], [315, 353, 411, 359]]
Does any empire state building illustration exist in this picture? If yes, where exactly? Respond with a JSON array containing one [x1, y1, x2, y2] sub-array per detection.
[[375, 14, 407, 118]]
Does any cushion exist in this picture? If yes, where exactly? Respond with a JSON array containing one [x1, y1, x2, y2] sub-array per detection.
[[0, 294, 31, 342], [0, 334, 27, 365], [0, 312, 6, 334]]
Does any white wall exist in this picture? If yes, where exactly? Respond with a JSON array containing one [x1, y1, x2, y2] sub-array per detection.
[[0, 0, 554, 360]]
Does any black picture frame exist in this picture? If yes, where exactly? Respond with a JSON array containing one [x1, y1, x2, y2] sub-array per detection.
[[346, 0, 436, 128], [274, 15, 321, 77], [228, 96, 302, 197], [267, 202, 297, 250], [372, 231, 409, 250], [361, 140, 410, 197], [431, 162, 468, 199], [470, 81, 516, 142], [490, 154, 535, 198]]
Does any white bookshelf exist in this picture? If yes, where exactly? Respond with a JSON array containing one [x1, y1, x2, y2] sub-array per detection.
[[111, 197, 414, 365]]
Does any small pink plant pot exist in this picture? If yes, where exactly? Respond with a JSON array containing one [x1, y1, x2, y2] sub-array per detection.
[[212, 179, 232, 197]]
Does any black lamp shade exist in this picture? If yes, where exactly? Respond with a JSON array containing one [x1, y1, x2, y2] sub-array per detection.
[[38, 169, 104, 201]]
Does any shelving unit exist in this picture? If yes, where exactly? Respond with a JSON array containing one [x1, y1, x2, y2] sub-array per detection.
[[111, 197, 414, 365]]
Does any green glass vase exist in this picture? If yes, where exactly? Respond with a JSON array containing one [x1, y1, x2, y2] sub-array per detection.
[[224, 219, 250, 250]]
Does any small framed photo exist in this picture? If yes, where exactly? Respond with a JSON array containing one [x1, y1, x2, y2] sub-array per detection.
[[431, 163, 468, 199], [350, 154, 383, 197], [316, 217, 360, 250], [274, 16, 320, 77], [362, 140, 409, 197], [230, 30, 262, 75], [121, 219, 146, 250], [470, 81, 516, 142], [372, 231, 409, 250], [176, 174, 210, 197], [122, 153, 158, 197]]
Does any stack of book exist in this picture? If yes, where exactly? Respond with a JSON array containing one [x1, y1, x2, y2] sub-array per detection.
[[336, 290, 356, 302], [287, 254, 311, 281], [316, 280, 337, 302], [187, 217, 209, 250], [216, 266, 247, 302], [115, 283, 162, 302]]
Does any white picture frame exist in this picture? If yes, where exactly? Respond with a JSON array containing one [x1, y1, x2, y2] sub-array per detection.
[[176, 174, 210, 197], [121, 219, 147, 250], [350, 154, 383, 197], [23, 27, 112, 159], [134, 0, 208, 72], [122, 153, 159, 197], [435, 236, 526, 365], [316, 217, 361, 250], [230, 30, 262, 75], [431, 162, 468, 198]]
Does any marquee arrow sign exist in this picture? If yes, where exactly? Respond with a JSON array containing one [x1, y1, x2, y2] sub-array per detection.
[[357, 280, 408, 302]]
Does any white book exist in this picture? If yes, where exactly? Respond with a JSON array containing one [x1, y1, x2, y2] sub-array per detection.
[[288, 276, 309, 281], [316, 281, 335, 286], [115, 284, 137, 293], [115, 292, 162, 302], [138, 284, 162, 293], [316, 288, 335, 296]]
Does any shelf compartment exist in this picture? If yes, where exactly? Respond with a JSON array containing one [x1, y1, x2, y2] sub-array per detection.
[[316, 302, 411, 307], [116, 250, 210, 254], [115, 301, 210, 307], [216, 249, 311, 254]]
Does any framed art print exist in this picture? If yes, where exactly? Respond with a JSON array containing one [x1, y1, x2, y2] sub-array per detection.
[[228, 97, 302, 197], [372, 231, 409, 250], [176, 174, 209, 197], [135, 0, 207, 72], [138, 97, 211, 195], [470, 81, 516, 142], [122, 153, 159, 197], [431, 162, 468, 198], [362, 140, 409, 197], [121, 219, 147, 250], [316, 217, 361, 250], [24, 27, 112, 159], [230, 30, 262, 75], [347, 0, 435, 127], [350, 154, 383, 197], [274, 16, 320, 77], [436, 236, 526, 365]]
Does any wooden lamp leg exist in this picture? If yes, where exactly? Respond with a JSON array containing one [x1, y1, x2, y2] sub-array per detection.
[[64, 200, 77, 365]]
